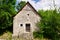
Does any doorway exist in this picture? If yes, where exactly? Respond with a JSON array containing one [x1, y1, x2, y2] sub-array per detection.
[[26, 24, 30, 32]]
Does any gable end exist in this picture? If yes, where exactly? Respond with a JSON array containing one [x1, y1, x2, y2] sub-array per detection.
[[13, 2, 42, 18]]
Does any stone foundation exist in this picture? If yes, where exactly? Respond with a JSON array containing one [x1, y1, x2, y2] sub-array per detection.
[[12, 33, 33, 40]]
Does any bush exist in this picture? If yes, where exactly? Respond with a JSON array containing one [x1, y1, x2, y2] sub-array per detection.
[[33, 9, 60, 40]]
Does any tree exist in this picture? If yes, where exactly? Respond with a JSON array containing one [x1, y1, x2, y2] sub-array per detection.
[[16, 1, 26, 11], [0, 0, 16, 30], [33, 10, 60, 40]]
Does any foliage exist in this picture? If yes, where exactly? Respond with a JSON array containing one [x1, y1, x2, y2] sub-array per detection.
[[0, 0, 60, 40], [33, 9, 60, 40], [0, 0, 16, 32], [0, 31, 12, 40], [16, 1, 26, 11], [0, 0, 26, 36]]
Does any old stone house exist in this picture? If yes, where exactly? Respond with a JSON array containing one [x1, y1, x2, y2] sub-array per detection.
[[13, 2, 41, 39]]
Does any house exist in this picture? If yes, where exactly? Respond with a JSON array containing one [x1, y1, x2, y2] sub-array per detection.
[[13, 2, 41, 40]]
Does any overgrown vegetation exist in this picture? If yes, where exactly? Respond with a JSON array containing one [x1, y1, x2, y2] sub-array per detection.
[[0, 31, 12, 39], [0, 0, 60, 40], [0, 0, 26, 34], [16, 1, 26, 11], [33, 9, 60, 40], [0, 0, 17, 36]]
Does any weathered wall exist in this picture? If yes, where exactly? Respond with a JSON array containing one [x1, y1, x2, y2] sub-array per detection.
[[13, 4, 41, 37]]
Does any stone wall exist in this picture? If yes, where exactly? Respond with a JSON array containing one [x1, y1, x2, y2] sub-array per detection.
[[13, 3, 41, 39]]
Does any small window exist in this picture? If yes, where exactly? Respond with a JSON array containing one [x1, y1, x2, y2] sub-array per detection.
[[20, 24, 23, 26], [27, 14, 29, 16]]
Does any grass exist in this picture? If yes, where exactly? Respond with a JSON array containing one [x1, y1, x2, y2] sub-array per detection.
[[0, 31, 12, 40], [0, 31, 49, 40]]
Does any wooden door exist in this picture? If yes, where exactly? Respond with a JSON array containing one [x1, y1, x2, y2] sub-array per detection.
[[26, 24, 30, 32]]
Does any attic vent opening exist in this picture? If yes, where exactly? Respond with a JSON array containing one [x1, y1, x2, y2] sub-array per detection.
[[27, 14, 29, 16]]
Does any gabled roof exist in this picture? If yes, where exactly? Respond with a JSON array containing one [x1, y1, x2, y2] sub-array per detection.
[[13, 2, 42, 17]]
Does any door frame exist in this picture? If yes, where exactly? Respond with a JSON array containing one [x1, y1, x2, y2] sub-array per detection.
[[24, 23, 31, 33]]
